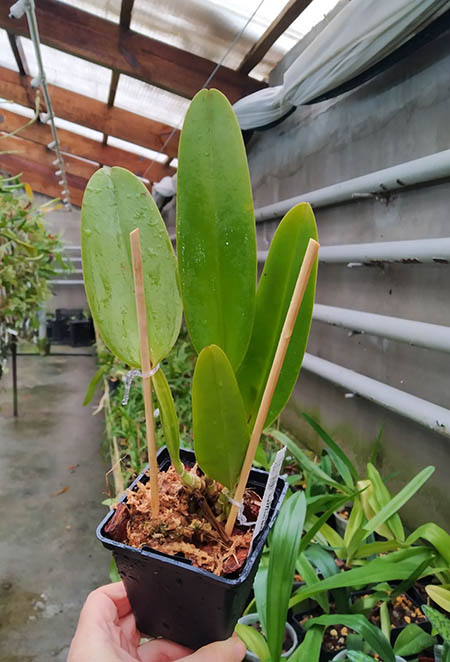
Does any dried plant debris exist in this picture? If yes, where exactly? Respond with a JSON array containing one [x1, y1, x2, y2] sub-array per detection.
[[105, 466, 261, 577]]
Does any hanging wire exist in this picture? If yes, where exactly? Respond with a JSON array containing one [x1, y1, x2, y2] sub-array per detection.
[[142, 0, 267, 181], [9, 0, 72, 210]]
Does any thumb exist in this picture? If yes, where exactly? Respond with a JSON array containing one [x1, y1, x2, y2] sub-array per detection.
[[179, 635, 246, 662]]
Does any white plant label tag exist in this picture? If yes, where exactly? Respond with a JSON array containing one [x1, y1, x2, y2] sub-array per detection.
[[249, 446, 286, 554]]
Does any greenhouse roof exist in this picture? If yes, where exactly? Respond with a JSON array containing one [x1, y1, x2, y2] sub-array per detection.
[[0, 0, 339, 205]]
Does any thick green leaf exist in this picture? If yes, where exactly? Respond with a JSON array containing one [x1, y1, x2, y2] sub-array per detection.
[[289, 547, 433, 608], [363, 466, 435, 536], [235, 623, 271, 662], [393, 623, 435, 657], [82, 166, 181, 367], [265, 491, 306, 662], [344, 496, 364, 550], [177, 89, 256, 369], [253, 552, 269, 634], [192, 345, 249, 489], [237, 203, 317, 427], [288, 625, 324, 662], [304, 614, 395, 662]]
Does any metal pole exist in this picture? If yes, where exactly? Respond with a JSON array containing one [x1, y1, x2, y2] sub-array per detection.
[[312, 304, 450, 354], [254, 149, 450, 222], [302, 353, 450, 438], [257, 237, 450, 265], [11, 336, 18, 417]]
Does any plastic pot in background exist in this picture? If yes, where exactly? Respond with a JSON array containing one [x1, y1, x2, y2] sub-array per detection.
[[332, 650, 406, 662], [97, 446, 288, 650], [238, 613, 298, 661]]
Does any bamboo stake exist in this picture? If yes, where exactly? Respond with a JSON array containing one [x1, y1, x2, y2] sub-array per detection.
[[129, 228, 160, 517], [225, 238, 320, 536]]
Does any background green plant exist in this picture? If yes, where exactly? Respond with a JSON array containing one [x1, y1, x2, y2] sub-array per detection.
[[0, 174, 67, 365]]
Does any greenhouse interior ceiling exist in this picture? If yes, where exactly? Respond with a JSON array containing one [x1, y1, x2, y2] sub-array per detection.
[[0, 0, 340, 207]]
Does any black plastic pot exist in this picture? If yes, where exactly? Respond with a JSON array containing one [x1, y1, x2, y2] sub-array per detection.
[[97, 446, 288, 649], [293, 590, 430, 662], [69, 319, 95, 347]]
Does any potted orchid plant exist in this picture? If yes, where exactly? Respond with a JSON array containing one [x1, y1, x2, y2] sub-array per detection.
[[82, 89, 319, 648]]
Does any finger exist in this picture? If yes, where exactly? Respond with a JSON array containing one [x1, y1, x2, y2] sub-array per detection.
[[137, 638, 193, 662], [85, 581, 131, 620], [179, 635, 246, 662]]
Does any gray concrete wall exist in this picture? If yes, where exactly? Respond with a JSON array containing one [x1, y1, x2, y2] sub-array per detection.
[[246, 23, 450, 528]]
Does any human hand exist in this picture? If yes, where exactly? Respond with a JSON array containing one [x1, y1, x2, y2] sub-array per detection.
[[68, 581, 246, 662]]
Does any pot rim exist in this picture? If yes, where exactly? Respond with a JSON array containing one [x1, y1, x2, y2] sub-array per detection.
[[97, 446, 288, 587]]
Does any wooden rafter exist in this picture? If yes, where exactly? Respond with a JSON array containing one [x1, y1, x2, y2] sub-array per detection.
[[0, 152, 88, 207], [120, 0, 135, 31], [238, 0, 313, 74], [0, 66, 180, 159], [1, 134, 98, 180], [0, 0, 266, 103], [7, 33, 29, 77], [0, 108, 176, 182]]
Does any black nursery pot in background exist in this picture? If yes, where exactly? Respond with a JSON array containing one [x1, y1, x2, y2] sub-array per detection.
[[97, 446, 288, 650]]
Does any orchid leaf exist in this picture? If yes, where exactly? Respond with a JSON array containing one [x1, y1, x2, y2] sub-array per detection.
[[177, 89, 256, 370], [288, 625, 324, 662], [363, 466, 435, 536], [268, 429, 352, 494], [393, 623, 435, 657], [192, 345, 249, 490], [406, 523, 450, 565], [303, 413, 358, 486], [366, 463, 404, 541], [290, 547, 433, 608], [425, 586, 450, 613], [265, 492, 306, 662], [82, 166, 182, 368], [422, 604, 450, 638], [235, 624, 271, 662], [237, 203, 317, 428], [152, 368, 184, 477], [304, 614, 395, 662]]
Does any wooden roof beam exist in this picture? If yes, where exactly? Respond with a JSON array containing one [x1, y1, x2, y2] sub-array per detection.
[[0, 108, 176, 182], [238, 0, 313, 74], [0, 66, 180, 160], [0, 152, 87, 207], [0, 0, 266, 103], [7, 33, 29, 76]]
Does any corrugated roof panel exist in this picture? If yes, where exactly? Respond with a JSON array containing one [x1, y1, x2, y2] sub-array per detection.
[[20, 37, 112, 102], [115, 75, 190, 128], [0, 29, 18, 72], [129, 0, 299, 80]]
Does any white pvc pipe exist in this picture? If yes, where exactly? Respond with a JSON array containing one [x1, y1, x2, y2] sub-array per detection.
[[313, 304, 450, 353], [302, 353, 450, 438], [255, 149, 450, 222], [257, 237, 450, 265]]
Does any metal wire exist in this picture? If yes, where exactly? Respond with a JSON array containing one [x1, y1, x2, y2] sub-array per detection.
[[12, 0, 72, 210]]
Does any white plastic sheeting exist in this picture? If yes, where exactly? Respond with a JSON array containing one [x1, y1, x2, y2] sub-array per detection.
[[234, 0, 450, 129], [0, 28, 18, 72]]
